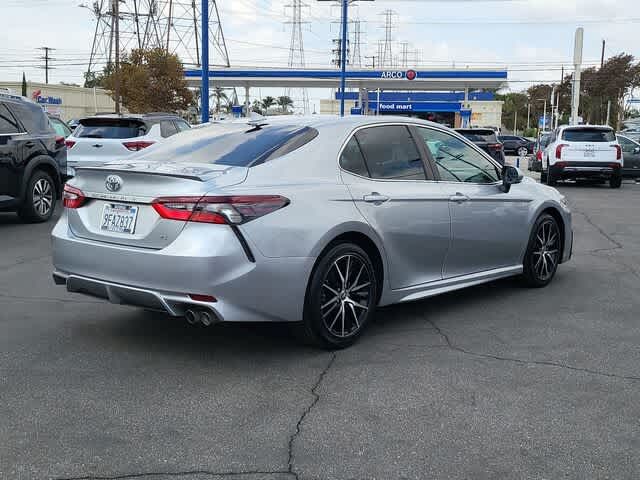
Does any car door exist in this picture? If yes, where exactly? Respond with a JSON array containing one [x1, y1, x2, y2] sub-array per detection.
[[0, 102, 26, 199], [618, 135, 640, 175], [340, 124, 451, 289], [414, 126, 532, 278]]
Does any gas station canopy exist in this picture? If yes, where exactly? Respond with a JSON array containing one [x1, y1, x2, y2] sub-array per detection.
[[184, 68, 508, 91]]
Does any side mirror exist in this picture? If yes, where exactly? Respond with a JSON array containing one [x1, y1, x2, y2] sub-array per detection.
[[501, 165, 523, 193], [634, 146, 640, 154]]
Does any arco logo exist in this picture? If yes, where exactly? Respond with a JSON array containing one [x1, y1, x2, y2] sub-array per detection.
[[406, 69, 417, 81]]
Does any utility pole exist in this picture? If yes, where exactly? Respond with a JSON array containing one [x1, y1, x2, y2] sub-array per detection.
[[606, 99, 611, 126], [114, 0, 121, 114], [365, 55, 377, 69], [37, 47, 55, 84], [571, 27, 584, 125], [513, 110, 517, 135], [526, 102, 531, 130], [600, 39, 606, 69], [201, 0, 209, 122]]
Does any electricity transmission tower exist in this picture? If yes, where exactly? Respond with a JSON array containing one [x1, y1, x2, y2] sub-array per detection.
[[350, 19, 363, 68], [285, 0, 310, 114], [85, 0, 230, 77], [379, 9, 396, 68]]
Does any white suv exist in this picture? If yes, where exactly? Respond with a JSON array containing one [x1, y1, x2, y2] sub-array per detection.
[[65, 113, 190, 177], [542, 125, 622, 188]]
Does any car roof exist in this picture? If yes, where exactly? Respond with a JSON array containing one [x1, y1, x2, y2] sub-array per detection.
[[559, 124, 613, 130], [78, 112, 183, 122]]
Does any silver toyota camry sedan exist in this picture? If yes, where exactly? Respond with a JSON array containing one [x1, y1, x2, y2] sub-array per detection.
[[52, 116, 572, 349]]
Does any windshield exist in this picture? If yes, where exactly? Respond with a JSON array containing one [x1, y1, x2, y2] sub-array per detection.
[[75, 118, 146, 139], [135, 123, 319, 167], [562, 128, 616, 142]]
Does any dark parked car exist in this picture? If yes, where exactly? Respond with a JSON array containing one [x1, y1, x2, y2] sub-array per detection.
[[455, 128, 505, 165], [498, 135, 534, 156], [528, 131, 552, 172], [0, 90, 66, 222], [617, 134, 640, 178]]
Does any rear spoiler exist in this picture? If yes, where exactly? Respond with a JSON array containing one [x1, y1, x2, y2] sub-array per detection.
[[74, 165, 207, 182]]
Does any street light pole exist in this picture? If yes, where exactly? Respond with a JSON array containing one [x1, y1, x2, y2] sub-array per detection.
[[526, 102, 531, 130], [201, 0, 209, 123], [339, 0, 348, 117]]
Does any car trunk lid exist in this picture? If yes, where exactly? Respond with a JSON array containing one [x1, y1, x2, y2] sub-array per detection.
[[66, 161, 248, 249]]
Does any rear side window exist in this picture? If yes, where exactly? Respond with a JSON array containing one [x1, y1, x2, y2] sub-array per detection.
[[175, 120, 191, 132], [8, 102, 51, 134], [456, 130, 498, 143], [75, 118, 146, 139], [340, 136, 369, 177], [355, 125, 425, 180], [160, 120, 178, 138], [135, 124, 318, 167], [562, 128, 615, 142], [0, 103, 22, 135]]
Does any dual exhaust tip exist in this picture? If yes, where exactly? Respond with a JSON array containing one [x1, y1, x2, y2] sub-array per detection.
[[185, 308, 217, 327]]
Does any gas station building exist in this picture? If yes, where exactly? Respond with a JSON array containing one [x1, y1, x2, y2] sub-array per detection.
[[185, 68, 508, 128]]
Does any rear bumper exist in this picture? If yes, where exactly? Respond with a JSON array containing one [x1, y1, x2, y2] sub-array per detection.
[[550, 162, 622, 179], [51, 211, 316, 322]]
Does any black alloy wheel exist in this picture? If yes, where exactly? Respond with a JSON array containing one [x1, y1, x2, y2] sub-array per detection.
[[297, 243, 378, 349], [522, 213, 561, 287]]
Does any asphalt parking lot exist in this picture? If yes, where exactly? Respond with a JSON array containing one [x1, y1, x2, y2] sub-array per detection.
[[2, 166, 640, 479]]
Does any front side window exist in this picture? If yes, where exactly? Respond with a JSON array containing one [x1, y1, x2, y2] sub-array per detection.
[[0, 103, 22, 135], [354, 125, 425, 180], [416, 127, 500, 184], [8, 102, 50, 134], [160, 120, 179, 138]]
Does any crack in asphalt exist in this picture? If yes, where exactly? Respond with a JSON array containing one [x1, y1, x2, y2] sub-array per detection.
[[572, 208, 624, 252], [53, 470, 293, 479], [287, 353, 337, 480], [427, 318, 640, 382]]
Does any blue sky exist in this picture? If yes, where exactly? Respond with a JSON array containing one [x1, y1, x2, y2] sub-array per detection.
[[2, 0, 638, 112]]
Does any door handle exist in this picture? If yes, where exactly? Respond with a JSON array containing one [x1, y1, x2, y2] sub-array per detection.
[[449, 192, 470, 204], [363, 192, 390, 204], [25, 141, 35, 148]]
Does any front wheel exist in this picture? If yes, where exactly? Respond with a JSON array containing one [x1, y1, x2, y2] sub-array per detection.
[[522, 213, 562, 288], [296, 243, 378, 349]]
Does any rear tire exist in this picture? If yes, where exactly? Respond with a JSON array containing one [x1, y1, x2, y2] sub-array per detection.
[[540, 170, 548, 183], [521, 213, 561, 288], [547, 170, 558, 186], [610, 175, 622, 188], [17, 171, 56, 223], [295, 243, 378, 350]]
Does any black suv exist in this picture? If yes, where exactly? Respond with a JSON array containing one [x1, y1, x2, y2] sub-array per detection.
[[0, 91, 66, 222], [455, 128, 506, 165], [498, 135, 534, 156]]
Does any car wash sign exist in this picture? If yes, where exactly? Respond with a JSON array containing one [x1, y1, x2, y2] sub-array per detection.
[[380, 69, 417, 80]]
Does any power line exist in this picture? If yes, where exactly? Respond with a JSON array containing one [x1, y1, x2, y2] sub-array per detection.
[[36, 46, 56, 84]]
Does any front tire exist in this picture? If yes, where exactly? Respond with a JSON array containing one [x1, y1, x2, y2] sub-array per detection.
[[296, 243, 378, 349], [522, 213, 562, 288], [17, 171, 56, 223]]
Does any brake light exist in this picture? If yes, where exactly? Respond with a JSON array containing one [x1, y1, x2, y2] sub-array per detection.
[[152, 195, 290, 225], [55, 136, 65, 146], [63, 184, 86, 209], [612, 144, 622, 160], [488, 143, 503, 150], [536, 150, 543, 161], [123, 140, 155, 151], [555, 144, 569, 159], [65, 139, 76, 149]]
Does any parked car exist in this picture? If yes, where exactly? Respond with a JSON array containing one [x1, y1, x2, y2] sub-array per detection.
[[0, 90, 66, 222], [617, 134, 640, 177], [52, 116, 572, 349], [498, 135, 534, 156], [529, 131, 552, 172], [48, 114, 73, 138], [542, 125, 622, 188], [454, 128, 505, 165], [65, 113, 191, 176]]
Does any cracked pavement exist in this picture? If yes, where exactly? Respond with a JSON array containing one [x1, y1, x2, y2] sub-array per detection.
[[2, 177, 640, 479]]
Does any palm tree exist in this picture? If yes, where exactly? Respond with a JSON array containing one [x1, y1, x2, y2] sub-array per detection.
[[251, 99, 263, 115], [276, 95, 293, 113], [211, 87, 228, 115], [261, 96, 276, 114]]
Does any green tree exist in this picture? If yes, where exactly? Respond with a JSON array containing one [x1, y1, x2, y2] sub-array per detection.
[[495, 92, 529, 133], [261, 95, 276, 113], [21, 72, 27, 97], [212, 87, 228, 114], [101, 48, 193, 113], [276, 95, 293, 113], [251, 99, 263, 115]]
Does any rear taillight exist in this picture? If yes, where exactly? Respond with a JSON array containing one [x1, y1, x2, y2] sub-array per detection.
[[488, 143, 503, 150], [555, 143, 569, 159], [536, 150, 543, 161], [65, 139, 76, 149], [151, 195, 290, 225], [123, 140, 155, 151], [63, 184, 86, 209], [55, 136, 65, 146], [612, 144, 622, 160]]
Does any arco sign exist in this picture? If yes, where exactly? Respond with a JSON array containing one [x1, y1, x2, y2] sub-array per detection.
[[380, 70, 418, 80]]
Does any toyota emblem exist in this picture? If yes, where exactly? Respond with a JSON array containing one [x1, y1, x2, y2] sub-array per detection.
[[105, 174, 123, 192]]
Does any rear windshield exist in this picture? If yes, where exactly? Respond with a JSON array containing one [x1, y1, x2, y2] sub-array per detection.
[[456, 130, 497, 143], [135, 123, 319, 167], [562, 128, 615, 142], [75, 118, 146, 139]]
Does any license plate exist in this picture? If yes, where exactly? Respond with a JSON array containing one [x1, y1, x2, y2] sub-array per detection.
[[584, 150, 595, 157], [100, 203, 139, 234]]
